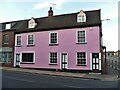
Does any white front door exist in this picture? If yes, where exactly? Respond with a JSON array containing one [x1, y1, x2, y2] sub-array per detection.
[[61, 53, 68, 70], [15, 54, 20, 67]]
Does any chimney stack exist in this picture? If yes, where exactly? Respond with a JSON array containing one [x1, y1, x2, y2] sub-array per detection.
[[48, 7, 53, 16]]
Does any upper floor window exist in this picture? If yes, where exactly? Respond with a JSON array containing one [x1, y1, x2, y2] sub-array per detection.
[[5, 23, 11, 29], [77, 10, 86, 23], [27, 34, 34, 46], [28, 17, 37, 29], [76, 30, 86, 43], [3, 35, 9, 44], [16, 35, 22, 46], [49, 32, 58, 45], [77, 52, 86, 65]]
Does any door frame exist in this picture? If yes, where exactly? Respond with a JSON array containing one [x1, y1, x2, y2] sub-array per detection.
[[15, 53, 21, 67], [60, 52, 68, 70], [91, 53, 99, 72]]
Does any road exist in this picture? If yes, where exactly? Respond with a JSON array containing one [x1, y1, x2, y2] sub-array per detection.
[[2, 70, 119, 89]]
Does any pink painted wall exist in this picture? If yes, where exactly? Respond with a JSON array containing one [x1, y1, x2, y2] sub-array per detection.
[[14, 26, 100, 70]]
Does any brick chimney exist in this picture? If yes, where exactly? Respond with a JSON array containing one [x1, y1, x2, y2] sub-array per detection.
[[48, 7, 53, 16]]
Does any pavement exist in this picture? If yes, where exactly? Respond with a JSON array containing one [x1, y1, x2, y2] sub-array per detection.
[[1, 67, 119, 81]]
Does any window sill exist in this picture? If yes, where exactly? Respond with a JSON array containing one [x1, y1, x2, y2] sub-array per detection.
[[3, 43, 9, 45], [16, 45, 22, 47], [27, 45, 35, 47], [77, 64, 87, 66], [77, 21, 86, 23], [76, 42, 87, 44], [49, 44, 58, 46], [49, 63, 58, 65], [20, 62, 35, 64]]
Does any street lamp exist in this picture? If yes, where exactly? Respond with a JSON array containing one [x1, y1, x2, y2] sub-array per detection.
[[101, 19, 110, 64], [101, 19, 110, 21]]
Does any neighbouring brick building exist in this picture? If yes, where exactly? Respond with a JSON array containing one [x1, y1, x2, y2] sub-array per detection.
[[0, 22, 15, 66]]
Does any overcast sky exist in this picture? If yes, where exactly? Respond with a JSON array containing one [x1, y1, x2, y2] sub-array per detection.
[[0, 0, 119, 51]]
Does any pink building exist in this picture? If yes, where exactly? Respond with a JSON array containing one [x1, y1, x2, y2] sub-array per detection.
[[14, 8, 103, 72]]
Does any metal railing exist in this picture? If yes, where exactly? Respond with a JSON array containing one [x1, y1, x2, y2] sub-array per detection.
[[107, 57, 120, 70]]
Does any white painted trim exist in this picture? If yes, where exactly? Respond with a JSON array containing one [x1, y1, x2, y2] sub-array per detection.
[[77, 14, 86, 23], [28, 18, 37, 29], [14, 53, 21, 67], [76, 51, 87, 66], [49, 32, 58, 45], [60, 53, 61, 69], [99, 53, 101, 59], [90, 53, 101, 70], [15, 53, 21, 66], [99, 53, 101, 70], [15, 34, 22, 46], [5, 23, 11, 29], [49, 52, 58, 65], [27, 34, 35, 46], [21, 51, 35, 63], [76, 30, 87, 44], [90, 53, 92, 70], [60, 52, 68, 70]]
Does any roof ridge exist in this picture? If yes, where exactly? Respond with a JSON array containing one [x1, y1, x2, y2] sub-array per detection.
[[2, 9, 100, 23]]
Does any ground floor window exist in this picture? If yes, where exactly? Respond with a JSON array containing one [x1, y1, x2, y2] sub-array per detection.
[[0, 53, 2, 62], [1, 52, 12, 63], [22, 53, 34, 63], [49, 52, 57, 64], [77, 52, 86, 65]]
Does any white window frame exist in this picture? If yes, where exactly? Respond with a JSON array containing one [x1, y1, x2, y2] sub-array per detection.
[[49, 52, 58, 65], [76, 30, 87, 43], [28, 18, 37, 29], [21, 51, 35, 63], [76, 52, 87, 65], [27, 34, 34, 46], [49, 32, 58, 45], [15, 35, 22, 46], [77, 15, 86, 23], [5, 23, 11, 29]]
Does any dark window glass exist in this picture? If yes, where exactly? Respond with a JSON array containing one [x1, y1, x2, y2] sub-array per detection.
[[22, 53, 34, 62]]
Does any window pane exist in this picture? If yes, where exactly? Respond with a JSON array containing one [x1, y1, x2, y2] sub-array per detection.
[[3, 35, 9, 44], [8, 52, 12, 62], [50, 52, 57, 64], [50, 33, 57, 44], [17, 36, 21, 46], [28, 35, 34, 45], [16, 54, 20, 62], [77, 31, 86, 43], [77, 52, 86, 65]]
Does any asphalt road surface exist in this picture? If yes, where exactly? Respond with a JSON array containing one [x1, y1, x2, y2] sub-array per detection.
[[2, 70, 119, 89]]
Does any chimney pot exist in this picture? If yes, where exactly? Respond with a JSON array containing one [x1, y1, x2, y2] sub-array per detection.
[[48, 7, 53, 16]]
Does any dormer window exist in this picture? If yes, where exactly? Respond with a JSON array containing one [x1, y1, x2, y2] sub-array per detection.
[[28, 17, 37, 29], [5, 23, 11, 29], [77, 10, 86, 23]]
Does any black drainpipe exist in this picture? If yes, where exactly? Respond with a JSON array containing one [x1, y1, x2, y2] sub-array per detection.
[[102, 46, 106, 63]]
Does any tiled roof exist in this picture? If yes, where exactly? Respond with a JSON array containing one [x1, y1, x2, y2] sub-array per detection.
[[2, 9, 101, 33]]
